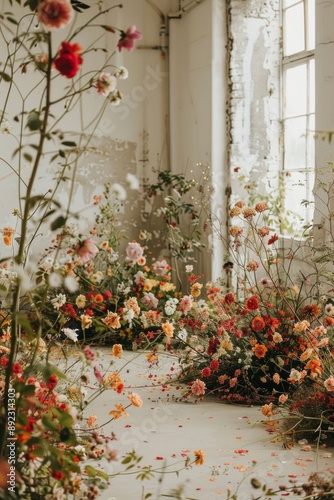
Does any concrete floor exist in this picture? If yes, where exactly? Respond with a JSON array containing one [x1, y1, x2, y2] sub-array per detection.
[[80, 350, 334, 500]]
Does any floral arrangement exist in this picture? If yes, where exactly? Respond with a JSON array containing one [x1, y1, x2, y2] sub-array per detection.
[[140, 197, 334, 444]]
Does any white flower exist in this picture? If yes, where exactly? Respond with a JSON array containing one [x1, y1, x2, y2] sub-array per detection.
[[123, 308, 135, 326], [1, 121, 11, 134], [111, 182, 127, 200], [126, 173, 140, 190], [51, 293, 66, 310], [74, 445, 87, 460], [177, 328, 188, 342], [62, 328, 78, 342], [64, 275, 79, 292], [325, 303, 334, 316], [185, 265, 193, 273], [116, 65, 128, 79]]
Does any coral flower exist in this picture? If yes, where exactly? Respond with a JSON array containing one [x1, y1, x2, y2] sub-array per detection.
[[128, 392, 143, 407], [252, 343, 268, 358], [194, 449, 205, 465], [36, 0, 73, 30], [117, 25, 142, 52], [75, 238, 98, 263], [251, 316, 265, 332], [54, 41, 83, 78], [111, 344, 123, 358], [190, 379, 206, 396]]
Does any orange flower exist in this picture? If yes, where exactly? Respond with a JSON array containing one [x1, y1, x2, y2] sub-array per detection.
[[94, 294, 104, 303], [251, 316, 265, 332], [80, 314, 92, 330], [252, 343, 268, 358], [127, 392, 143, 407], [162, 321, 174, 338], [273, 373, 280, 384], [87, 415, 97, 427], [194, 449, 205, 465], [102, 311, 121, 329], [301, 304, 321, 318], [105, 372, 123, 389], [305, 358, 322, 376], [111, 344, 123, 358], [300, 347, 313, 362], [1, 226, 15, 246], [261, 402, 275, 417], [109, 404, 129, 419]]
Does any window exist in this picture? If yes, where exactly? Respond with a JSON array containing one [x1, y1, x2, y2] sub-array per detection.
[[281, 0, 315, 230]]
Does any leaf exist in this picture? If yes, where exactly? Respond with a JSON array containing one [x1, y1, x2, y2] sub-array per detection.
[[23, 153, 33, 163], [50, 216, 66, 231], [24, 0, 39, 10], [71, 0, 90, 13], [61, 141, 77, 147], [26, 111, 42, 131], [42, 414, 59, 432], [0, 72, 11, 82]]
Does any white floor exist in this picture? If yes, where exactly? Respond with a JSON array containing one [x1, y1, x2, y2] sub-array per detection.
[[80, 350, 334, 500]]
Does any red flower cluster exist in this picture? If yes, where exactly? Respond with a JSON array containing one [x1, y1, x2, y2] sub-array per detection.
[[54, 41, 83, 78]]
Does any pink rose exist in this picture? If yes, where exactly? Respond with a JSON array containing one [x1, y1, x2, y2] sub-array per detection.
[[324, 375, 334, 392], [152, 259, 170, 276], [126, 242, 143, 263], [141, 292, 159, 309], [76, 238, 98, 263], [117, 25, 142, 52], [36, 0, 73, 30]]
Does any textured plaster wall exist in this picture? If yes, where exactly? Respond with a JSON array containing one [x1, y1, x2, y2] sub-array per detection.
[[228, 0, 281, 203]]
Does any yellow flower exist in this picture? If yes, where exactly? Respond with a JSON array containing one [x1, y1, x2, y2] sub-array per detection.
[[194, 449, 205, 465], [160, 282, 176, 292], [76, 294, 86, 308]]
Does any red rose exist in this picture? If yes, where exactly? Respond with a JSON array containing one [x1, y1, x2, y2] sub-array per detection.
[[201, 367, 212, 378], [210, 359, 220, 371], [12, 362, 23, 374], [54, 41, 83, 78], [48, 374, 58, 390], [245, 295, 259, 311]]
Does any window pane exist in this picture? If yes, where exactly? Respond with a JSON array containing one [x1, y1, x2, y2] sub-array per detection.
[[307, 0, 315, 49], [284, 3, 305, 56], [283, 170, 312, 222], [307, 113, 315, 169], [284, 116, 307, 171], [283, 0, 300, 7], [309, 59, 315, 113], [284, 65, 307, 117]]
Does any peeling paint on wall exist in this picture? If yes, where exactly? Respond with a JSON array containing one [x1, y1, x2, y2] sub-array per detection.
[[227, 0, 281, 201]]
